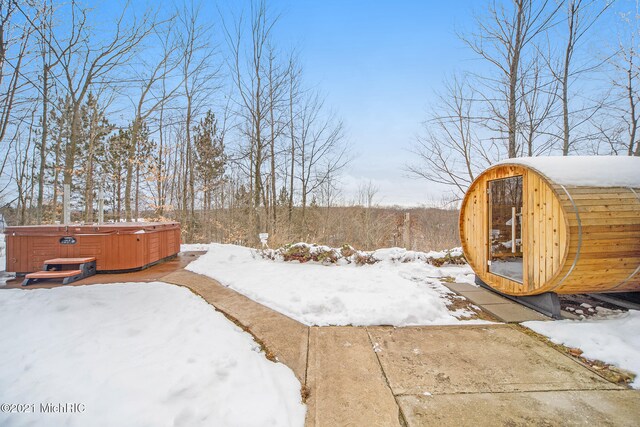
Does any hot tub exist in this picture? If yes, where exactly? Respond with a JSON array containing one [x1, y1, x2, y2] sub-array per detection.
[[4, 222, 181, 274]]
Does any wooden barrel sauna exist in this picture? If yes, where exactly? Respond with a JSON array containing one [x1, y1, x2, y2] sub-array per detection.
[[459, 156, 640, 296], [4, 222, 181, 274]]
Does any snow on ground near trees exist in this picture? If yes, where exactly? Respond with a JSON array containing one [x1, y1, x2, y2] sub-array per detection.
[[186, 243, 485, 327], [524, 310, 640, 389], [0, 283, 305, 427]]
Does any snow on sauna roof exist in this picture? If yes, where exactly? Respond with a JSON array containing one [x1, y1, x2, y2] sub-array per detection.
[[495, 155, 640, 188]]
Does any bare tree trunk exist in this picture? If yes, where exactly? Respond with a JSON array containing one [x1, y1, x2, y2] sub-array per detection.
[[508, 1, 524, 159], [135, 162, 140, 220], [186, 94, 194, 220], [268, 57, 277, 233], [36, 1, 56, 224], [52, 126, 62, 215], [561, 1, 576, 155], [37, 63, 49, 223], [288, 78, 295, 221], [63, 104, 81, 195], [84, 102, 99, 222], [124, 118, 140, 221], [628, 56, 638, 156]]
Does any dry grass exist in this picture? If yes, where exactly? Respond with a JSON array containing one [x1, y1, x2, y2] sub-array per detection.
[[171, 205, 461, 252]]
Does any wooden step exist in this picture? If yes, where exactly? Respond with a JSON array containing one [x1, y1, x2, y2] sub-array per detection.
[[44, 257, 96, 265], [25, 270, 83, 279]]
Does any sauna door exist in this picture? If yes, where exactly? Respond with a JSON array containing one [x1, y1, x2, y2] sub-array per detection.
[[488, 176, 523, 283]]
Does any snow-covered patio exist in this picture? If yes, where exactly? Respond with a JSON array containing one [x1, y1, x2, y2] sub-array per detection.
[[0, 282, 305, 427]]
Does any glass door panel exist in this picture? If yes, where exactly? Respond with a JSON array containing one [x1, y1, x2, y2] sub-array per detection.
[[488, 176, 523, 283]]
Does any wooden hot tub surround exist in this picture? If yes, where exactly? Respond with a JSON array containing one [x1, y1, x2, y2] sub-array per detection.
[[4, 222, 181, 274], [459, 156, 640, 296]]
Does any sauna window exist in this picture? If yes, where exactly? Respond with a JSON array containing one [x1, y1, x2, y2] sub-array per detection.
[[488, 176, 523, 283]]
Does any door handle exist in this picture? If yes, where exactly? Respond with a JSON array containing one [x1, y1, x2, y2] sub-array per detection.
[[511, 206, 516, 254]]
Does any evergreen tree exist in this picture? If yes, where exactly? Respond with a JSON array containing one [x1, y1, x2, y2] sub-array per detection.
[[193, 110, 226, 211]]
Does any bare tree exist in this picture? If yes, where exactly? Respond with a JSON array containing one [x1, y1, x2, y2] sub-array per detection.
[[23, 1, 156, 211], [549, 0, 611, 155], [407, 75, 492, 197], [123, 19, 181, 221], [286, 55, 301, 221], [223, 0, 277, 234], [463, 0, 561, 158], [519, 53, 558, 156], [296, 92, 347, 220], [265, 43, 289, 233], [1, 0, 32, 152], [33, 0, 60, 223], [596, 5, 640, 156]]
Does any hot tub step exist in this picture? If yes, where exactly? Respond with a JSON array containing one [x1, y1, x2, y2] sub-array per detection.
[[44, 257, 96, 265], [23, 270, 83, 286], [22, 257, 97, 286], [26, 270, 82, 278]]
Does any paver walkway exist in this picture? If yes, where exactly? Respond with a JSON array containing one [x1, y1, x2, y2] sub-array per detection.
[[445, 282, 549, 322], [4, 253, 640, 426]]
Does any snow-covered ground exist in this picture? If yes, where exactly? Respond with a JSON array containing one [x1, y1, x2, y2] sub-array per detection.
[[0, 282, 305, 427], [524, 310, 640, 388], [186, 243, 485, 327]]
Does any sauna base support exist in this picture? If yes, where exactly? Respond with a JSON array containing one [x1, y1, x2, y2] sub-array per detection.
[[475, 276, 562, 319]]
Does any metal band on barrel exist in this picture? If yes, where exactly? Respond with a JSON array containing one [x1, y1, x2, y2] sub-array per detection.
[[549, 185, 581, 292], [610, 187, 640, 290]]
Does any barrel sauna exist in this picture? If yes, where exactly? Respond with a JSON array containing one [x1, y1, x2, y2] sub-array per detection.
[[4, 222, 181, 274], [459, 156, 640, 296]]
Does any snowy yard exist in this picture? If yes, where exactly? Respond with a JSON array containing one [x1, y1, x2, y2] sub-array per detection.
[[185, 243, 485, 326], [184, 243, 640, 387], [524, 311, 640, 389], [0, 283, 305, 427]]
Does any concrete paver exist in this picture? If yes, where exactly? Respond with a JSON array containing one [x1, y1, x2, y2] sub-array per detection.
[[456, 288, 512, 305], [398, 390, 640, 427], [480, 301, 549, 322], [305, 327, 401, 427], [443, 283, 550, 322], [444, 282, 479, 293], [367, 325, 617, 395]]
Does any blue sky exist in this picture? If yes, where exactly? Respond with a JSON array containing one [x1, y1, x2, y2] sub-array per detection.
[[258, 0, 630, 205], [248, 0, 478, 205]]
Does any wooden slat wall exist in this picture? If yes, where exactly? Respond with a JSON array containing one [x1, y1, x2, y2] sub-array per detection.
[[548, 185, 640, 294], [526, 173, 568, 294], [460, 165, 568, 296], [459, 181, 484, 276]]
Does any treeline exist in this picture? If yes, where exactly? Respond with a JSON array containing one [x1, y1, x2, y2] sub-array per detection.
[[0, 0, 347, 244], [408, 0, 640, 199]]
